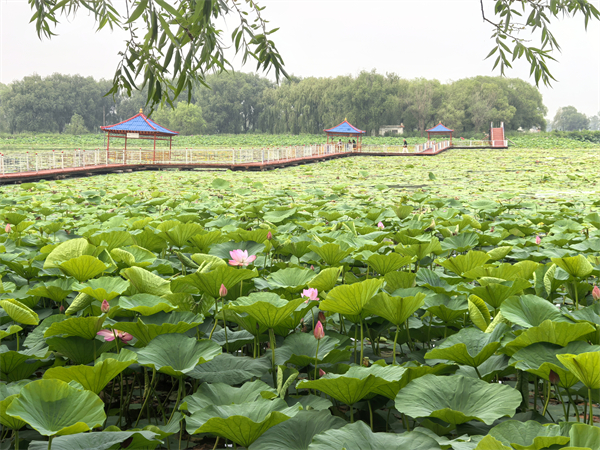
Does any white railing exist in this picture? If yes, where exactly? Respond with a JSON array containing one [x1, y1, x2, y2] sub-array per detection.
[[455, 140, 508, 147]]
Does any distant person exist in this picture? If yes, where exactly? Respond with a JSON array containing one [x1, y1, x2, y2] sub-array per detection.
[[352, 139, 356, 150]]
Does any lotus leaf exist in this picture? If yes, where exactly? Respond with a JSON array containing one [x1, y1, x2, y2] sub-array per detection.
[[569, 423, 600, 449], [44, 315, 105, 340], [186, 353, 271, 384], [28, 278, 75, 302], [367, 253, 414, 275], [0, 298, 39, 325], [46, 336, 114, 365], [556, 352, 600, 389], [488, 420, 570, 450], [500, 294, 569, 328], [136, 333, 221, 377], [463, 278, 531, 309], [181, 380, 276, 413], [186, 398, 301, 447], [0, 324, 22, 339], [227, 292, 306, 329], [73, 276, 130, 301], [43, 238, 96, 269], [26, 431, 160, 450], [58, 255, 108, 282], [6, 379, 106, 436], [121, 266, 172, 296], [274, 332, 349, 366], [395, 374, 521, 425], [307, 421, 442, 450], [551, 255, 593, 279], [119, 293, 177, 315], [437, 251, 490, 276], [308, 267, 342, 292], [266, 267, 316, 293], [309, 243, 352, 266], [364, 291, 425, 325], [468, 294, 491, 331], [182, 265, 258, 298], [319, 279, 383, 317], [424, 294, 468, 323]]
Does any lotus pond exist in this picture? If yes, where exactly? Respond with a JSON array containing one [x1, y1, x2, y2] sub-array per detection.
[[1, 147, 600, 450]]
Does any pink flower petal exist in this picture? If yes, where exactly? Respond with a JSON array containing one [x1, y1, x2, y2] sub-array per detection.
[[97, 330, 116, 341], [246, 254, 257, 263]]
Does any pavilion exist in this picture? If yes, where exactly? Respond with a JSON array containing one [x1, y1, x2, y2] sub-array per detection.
[[100, 109, 178, 162], [324, 119, 366, 150], [426, 122, 453, 145]]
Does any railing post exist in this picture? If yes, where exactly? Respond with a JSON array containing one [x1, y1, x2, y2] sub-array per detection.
[[0, 154, 4, 175]]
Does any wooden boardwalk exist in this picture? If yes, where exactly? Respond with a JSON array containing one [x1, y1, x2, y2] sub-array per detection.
[[0, 145, 452, 185]]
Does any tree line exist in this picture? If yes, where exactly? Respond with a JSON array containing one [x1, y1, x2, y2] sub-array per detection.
[[0, 70, 569, 136]]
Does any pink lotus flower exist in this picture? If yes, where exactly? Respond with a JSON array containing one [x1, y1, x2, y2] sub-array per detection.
[[97, 329, 133, 343], [310, 265, 315, 271], [101, 300, 110, 314], [229, 249, 256, 266], [59, 305, 65, 313], [267, 231, 273, 240], [319, 368, 326, 377], [4, 224, 11, 233], [535, 235, 541, 245], [313, 321, 325, 340], [302, 288, 319, 303], [219, 284, 228, 297], [377, 222, 385, 229], [593, 285, 600, 301]]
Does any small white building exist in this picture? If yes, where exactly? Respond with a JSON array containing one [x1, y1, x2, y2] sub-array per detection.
[[379, 124, 404, 136]]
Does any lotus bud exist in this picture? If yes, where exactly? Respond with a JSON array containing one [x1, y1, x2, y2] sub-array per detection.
[[101, 299, 110, 314], [549, 370, 560, 385], [219, 284, 228, 298], [490, 226, 495, 233], [535, 235, 541, 245], [592, 285, 600, 301], [313, 321, 325, 340], [310, 265, 315, 271], [59, 305, 65, 313], [377, 221, 385, 230], [319, 368, 326, 377], [362, 357, 370, 367], [318, 311, 326, 324], [4, 223, 10, 233], [267, 231, 273, 240]]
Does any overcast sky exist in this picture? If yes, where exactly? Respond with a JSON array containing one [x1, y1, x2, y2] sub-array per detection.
[[1, 0, 599, 120]]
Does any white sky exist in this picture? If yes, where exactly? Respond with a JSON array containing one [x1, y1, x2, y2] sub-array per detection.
[[1, 0, 599, 120]]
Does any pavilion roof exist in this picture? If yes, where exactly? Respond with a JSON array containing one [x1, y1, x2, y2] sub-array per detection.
[[426, 123, 453, 133], [101, 111, 178, 136], [324, 120, 366, 134]]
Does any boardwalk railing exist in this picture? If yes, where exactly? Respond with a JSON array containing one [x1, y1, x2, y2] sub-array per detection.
[[0, 140, 458, 175]]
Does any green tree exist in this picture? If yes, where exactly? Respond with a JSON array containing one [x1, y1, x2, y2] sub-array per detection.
[[151, 103, 206, 135], [553, 106, 590, 131], [588, 112, 600, 131], [63, 113, 89, 134]]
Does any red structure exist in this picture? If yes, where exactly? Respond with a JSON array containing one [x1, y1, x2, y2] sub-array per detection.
[[324, 119, 366, 150], [100, 109, 178, 162], [426, 122, 453, 144]]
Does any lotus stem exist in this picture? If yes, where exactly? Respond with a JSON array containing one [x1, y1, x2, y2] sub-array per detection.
[[353, 323, 358, 364], [313, 339, 321, 381], [359, 318, 364, 364], [15, 332, 19, 352], [566, 387, 580, 422], [47, 436, 53, 450], [405, 320, 414, 352], [542, 380, 551, 417], [368, 401, 373, 431], [168, 377, 184, 424], [15, 429, 18, 450], [557, 386, 568, 422], [574, 282, 579, 310], [350, 403, 354, 423], [474, 366, 483, 380], [269, 329, 277, 384], [222, 308, 229, 353], [212, 437, 220, 450], [393, 325, 400, 365], [208, 298, 219, 340], [135, 368, 156, 427], [588, 388, 593, 426]]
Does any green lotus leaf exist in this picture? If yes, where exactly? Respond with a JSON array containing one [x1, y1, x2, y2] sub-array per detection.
[[425, 324, 507, 368], [395, 238, 442, 261], [556, 352, 600, 389], [121, 266, 172, 296], [509, 342, 600, 388], [186, 398, 301, 447], [500, 294, 569, 328], [274, 332, 349, 367], [441, 232, 479, 252], [190, 253, 227, 271], [249, 409, 346, 450], [88, 230, 133, 251], [0, 298, 39, 325], [181, 380, 276, 414], [463, 278, 531, 309], [307, 421, 442, 450], [64, 292, 95, 316], [309, 243, 352, 266], [0, 347, 47, 382], [569, 423, 600, 449], [44, 316, 105, 340], [415, 268, 457, 294], [227, 292, 306, 329], [266, 268, 316, 293], [58, 255, 108, 282], [209, 241, 265, 260], [158, 222, 204, 248], [119, 293, 177, 315], [0, 324, 22, 339], [464, 263, 522, 282], [296, 370, 391, 406], [424, 294, 468, 323], [308, 267, 342, 292], [437, 251, 490, 277], [43, 349, 136, 394], [6, 379, 106, 436], [114, 311, 204, 347], [136, 333, 221, 377], [564, 303, 600, 327], [488, 420, 569, 450], [486, 246, 514, 263], [27, 431, 160, 450], [28, 278, 76, 303], [367, 253, 414, 275], [551, 255, 593, 279], [364, 291, 425, 326], [272, 302, 314, 336], [43, 238, 97, 269], [395, 374, 521, 425], [0, 380, 31, 429], [319, 279, 383, 317], [73, 276, 130, 301], [181, 265, 258, 298], [468, 294, 491, 331], [384, 271, 416, 291], [474, 435, 512, 450], [502, 320, 595, 356], [186, 353, 271, 384], [46, 336, 114, 365]]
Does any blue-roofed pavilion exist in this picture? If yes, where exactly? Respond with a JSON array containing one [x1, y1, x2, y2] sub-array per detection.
[[101, 109, 178, 162], [426, 122, 453, 144], [324, 119, 365, 150]]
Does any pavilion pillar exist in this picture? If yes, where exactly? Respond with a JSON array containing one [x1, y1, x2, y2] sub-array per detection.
[[153, 134, 157, 164]]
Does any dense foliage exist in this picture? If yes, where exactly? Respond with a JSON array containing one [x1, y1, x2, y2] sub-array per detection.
[[0, 148, 599, 449], [0, 72, 547, 135]]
